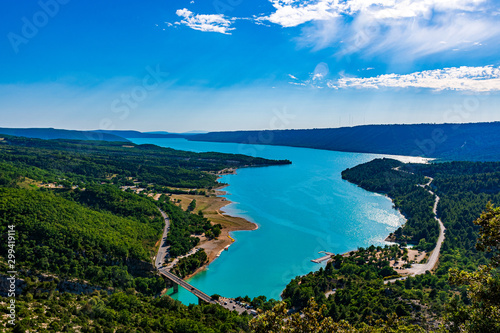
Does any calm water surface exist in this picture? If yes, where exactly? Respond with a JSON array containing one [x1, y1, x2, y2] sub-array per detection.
[[130, 138, 419, 304]]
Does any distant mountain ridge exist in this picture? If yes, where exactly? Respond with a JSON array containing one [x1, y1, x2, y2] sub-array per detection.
[[4, 123, 500, 161], [0, 127, 129, 142], [93, 130, 183, 139], [187, 122, 500, 161], [144, 130, 208, 135]]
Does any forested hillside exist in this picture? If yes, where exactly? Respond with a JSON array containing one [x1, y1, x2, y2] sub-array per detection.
[[342, 158, 438, 250], [188, 122, 500, 161], [0, 135, 290, 188], [343, 159, 500, 268], [0, 187, 165, 292]]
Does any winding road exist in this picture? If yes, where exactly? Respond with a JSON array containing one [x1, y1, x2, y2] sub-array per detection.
[[154, 208, 216, 303], [155, 209, 170, 268], [384, 176, 446, 284], [153, 208, 243, 309]]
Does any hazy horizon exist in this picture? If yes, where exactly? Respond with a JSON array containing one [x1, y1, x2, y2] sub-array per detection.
[[2, 120, 500, 135]]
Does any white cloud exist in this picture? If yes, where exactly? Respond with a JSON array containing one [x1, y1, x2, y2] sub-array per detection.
[[342, 0, 488, 19], [312, 73, 324, 80], [347, 13, 500, 59], [257, 0, 500, 59], [258, 0, 339, 27], [174, 8, 235, 35], [288, 74, 299, 79], [259, 0, 489, 27], [326, 66, 500, 92]]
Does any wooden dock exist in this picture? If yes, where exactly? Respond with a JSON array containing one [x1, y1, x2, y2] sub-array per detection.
[[311, 251, 334, 263]]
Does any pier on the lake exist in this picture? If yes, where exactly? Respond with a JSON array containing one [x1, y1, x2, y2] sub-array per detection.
[[311, 251, 335, 263]]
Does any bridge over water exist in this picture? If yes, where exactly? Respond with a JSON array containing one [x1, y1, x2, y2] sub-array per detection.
[[158, 268, 217, 305], [155, 208, 218, 305]]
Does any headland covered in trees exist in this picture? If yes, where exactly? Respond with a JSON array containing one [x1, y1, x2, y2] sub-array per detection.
[[0, 130, 499, 332]]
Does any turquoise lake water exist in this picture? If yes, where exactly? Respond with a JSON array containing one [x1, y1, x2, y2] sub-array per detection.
[[130, 138, 415, 305]]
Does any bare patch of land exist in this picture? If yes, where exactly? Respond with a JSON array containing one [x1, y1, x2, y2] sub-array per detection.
[[168, 189, 257, 277]]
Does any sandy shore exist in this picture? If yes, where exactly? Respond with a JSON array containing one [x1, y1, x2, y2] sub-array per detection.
[[169, 186, 257, 279]]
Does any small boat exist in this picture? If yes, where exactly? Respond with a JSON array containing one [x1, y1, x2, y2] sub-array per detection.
[[224, 245, 230, 251]]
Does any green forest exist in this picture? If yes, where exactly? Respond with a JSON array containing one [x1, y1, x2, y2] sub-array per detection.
[[0, 135, 290, 188], [1, 135, 499, 332], [342, 158, 438, 250]]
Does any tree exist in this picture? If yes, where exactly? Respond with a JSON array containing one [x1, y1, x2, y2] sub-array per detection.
[[447, 203, 500, 332], [249, 298, 425, 333], [213, 225, 221, 238], [187, 199, 196, 212], [474, 202, 500, 267]]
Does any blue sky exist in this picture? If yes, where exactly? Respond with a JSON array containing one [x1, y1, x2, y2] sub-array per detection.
[[1, 0, 500, 132]]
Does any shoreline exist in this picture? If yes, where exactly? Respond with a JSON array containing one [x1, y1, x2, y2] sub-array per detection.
[[175, 160, 426, 281], [335, 173, 432, 277], [169, 180, 258, 280]]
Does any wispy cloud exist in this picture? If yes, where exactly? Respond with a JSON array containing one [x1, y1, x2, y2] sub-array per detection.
[[326, 66, 500, 92], [258, 0, 490, 27], [256, 0, 500, 59], [174, 8, 235, 35]]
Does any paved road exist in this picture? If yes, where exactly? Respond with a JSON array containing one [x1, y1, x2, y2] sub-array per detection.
[[155, 209, 170, 269], [154, 208, 247, 311], [153, 211, 214, 304], [154, 209, 220, 306], [385, 177, 446, 284], [218, 297, 256, 315], [158, 268, 217, 304]]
